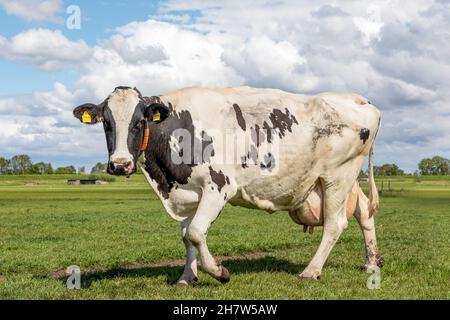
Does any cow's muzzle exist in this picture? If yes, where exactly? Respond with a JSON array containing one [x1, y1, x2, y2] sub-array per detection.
[[108, 158, 134, 176]]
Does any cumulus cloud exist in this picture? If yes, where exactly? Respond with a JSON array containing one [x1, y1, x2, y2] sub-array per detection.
[[0, 83, 106, 161], [311, 4, 349, 18], [1, 0, 450, 171], [77, 20, 243, 99], [0, 29, 91, 71], [0, 0, 62, 22], [221, 35, 317, 92]]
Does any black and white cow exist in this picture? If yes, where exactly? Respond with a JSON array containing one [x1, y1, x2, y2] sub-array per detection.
[[74, 86, 382, 285]]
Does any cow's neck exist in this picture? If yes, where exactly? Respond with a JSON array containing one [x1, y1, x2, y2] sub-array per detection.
[[143, 123, 194, 199]]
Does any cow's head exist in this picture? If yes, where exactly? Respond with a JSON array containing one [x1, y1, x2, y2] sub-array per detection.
[[73, 87, 169, 175]]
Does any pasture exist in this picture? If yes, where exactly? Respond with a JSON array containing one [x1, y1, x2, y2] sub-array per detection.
[[0, 174, 448, 299]]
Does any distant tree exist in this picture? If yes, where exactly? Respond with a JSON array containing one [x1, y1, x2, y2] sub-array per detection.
[[44, 162, 54, 174], [0, 157, 10, 174], [55, 166, 76, 174], [418, 158, 433, 175], [78, 166, 86, 175], [432, 156, 449, 175], [358, 170, 367, 178], [27, 162, 53, 174], [10, 154, 32, 174], [418, 156, 449, 175], [91, 162, 107, 174], [373, 163, 405, 176]]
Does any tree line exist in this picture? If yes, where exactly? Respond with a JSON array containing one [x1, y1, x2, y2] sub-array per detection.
[[0, 154, 107, 175], [370, 156, 449, 176], [1, 154, 449, 176], [416, 156, 449, 175]]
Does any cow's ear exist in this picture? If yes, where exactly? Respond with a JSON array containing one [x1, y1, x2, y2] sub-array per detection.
[[73, 103, 104, 124], [144, 102, 170, 123]]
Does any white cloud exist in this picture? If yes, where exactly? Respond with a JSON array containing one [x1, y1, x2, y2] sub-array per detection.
[[0, 29, 91, 71], [1, 0, 450, 171], [352, 5, 383, 46], [0, 0, 62, 22], [221, 35, 317, 92], [0, 83, 106, 162], [77, 20, 243, 99]]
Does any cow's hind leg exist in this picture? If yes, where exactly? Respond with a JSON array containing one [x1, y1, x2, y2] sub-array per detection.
[[177, 216, 199, 286], [187, 192, 229, 284], [354, 189, 384, 271], [299, 178, 350, 280]]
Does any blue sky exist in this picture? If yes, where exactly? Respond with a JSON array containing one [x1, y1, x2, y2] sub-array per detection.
[[0, 0, 162, 95], [0, 0, 449, 172]]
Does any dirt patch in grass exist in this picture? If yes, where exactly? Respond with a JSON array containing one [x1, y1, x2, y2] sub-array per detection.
[[50, 251, 270, 280]]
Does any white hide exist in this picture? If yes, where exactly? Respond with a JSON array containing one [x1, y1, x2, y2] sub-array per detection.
[[142, 87, 380, 219], [108, 88, 140, 163]]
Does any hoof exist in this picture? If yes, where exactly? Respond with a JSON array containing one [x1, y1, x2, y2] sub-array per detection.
[[217, 266, 230, 284], [176, 280, 189, 287], [298, 270, 321, 281], [176, 276, 198, 287]]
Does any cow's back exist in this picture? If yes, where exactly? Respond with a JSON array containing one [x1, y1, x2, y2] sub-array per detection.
[[158, 87, 380, 213], [160, 87, 378, 133]]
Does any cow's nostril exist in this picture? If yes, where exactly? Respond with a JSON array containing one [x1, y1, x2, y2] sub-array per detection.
[[108, 162, 115, 171], [124, 161, 133, 169]]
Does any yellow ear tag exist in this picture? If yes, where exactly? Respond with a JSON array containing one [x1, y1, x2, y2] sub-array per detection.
[[82, 112, 92, 123], [152, 111, 161, 122]]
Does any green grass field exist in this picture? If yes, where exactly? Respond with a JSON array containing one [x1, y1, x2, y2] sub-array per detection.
[[0, 174, 448, 299]]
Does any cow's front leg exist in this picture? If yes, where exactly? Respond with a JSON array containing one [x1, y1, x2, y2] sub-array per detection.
[[177, 216, 199, 286], [299, 181, 349, 280], [187, 192, 230, 284]]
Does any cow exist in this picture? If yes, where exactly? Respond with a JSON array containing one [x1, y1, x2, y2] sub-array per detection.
[[73, 86, 382, 285]]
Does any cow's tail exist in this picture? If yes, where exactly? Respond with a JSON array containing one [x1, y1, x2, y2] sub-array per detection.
[[368, 145, 379, 217]]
